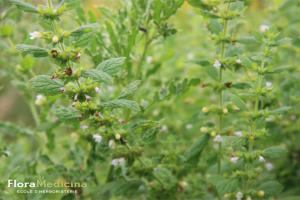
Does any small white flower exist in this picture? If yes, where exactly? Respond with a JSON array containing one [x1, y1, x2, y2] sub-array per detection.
[[231, 157, 239, 163], [80, 125, 89, 131], [86, 95, 91, 101], [111, 159, 119, 167], [118, 157, 125, 166], [180, 181, 188, 187], [234, 131, 243, 137], [95, 87, 101, 93], [153, 168, 159, 172], [265, 162, 274, 171], [290, 115, 296, 120], [266, 82, 272, 88], [152, 110, 159, 116], [107, 86, 114, 92], [74, 94, 78, 102], [52, 36, 59, 43], [235, 59, 241, 64], [236, 192, 243, 200], [52, 117, 58, 123], [35, 94, 45, 105], [186, 124, 193, 130], [259, 156, 265, 163], [36, 94, 43, 100], [109, 140, 115, 149], [60, 87, 66, 93], [213, 60, 221, 69], [146, 56, 152, 64], [213, 135, 223, 143], [30, 31, 42, 39], [115, 134, 121, 140], [160, 125, 168, 133], [4, 150, 10, 156], [260, 25, 269, 32], [93, 134, 102, 143]]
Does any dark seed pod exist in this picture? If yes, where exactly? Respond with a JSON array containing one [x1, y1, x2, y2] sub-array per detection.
[[225, 82, 232, 88], [65, 67, 72, 75], [139, 26, 147, 33]]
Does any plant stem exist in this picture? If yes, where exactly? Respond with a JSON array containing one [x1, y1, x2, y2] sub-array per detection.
[[125, 143, 166, 186], [27, 98, 40, 125], [217, 2, 230, 175], [106, 164, 114, 183], [134, 38, 153, 80], [244, 58, 265, 192]]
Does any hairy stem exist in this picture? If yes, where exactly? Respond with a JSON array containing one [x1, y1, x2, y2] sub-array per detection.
[[134, 38, 153, 80], [106, 164, 114, 183]]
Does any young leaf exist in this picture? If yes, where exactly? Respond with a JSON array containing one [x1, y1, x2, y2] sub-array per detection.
[[266, 65, 291, 74], [216, 178, 241, 196], [55, 106, 81, 125], [118, 80, 141, 99], [237, 37, 258, 44], [96, 57, 126, 76], [81, 69, 113, 85], [183, 58, 210, 67], [59, 0, 83, 11], [21, 56, 35, 72], [9, 0, 38, 13], [37, 18, 54, 32], [15, 44, 49, 57], [223, 136, 248, 149], [209, 19, 223, 35], [256, 116, 266, 130], [230, 1, 244, 11], [205, 66, 219, 81], [252, 29, 264, 43], [142, 127, 159, 144], [29, 75, 64, 96], [256, 181, 284, 197], [194, 9, 220, 19], [263, 146, 287, 158], [225, 46, 243, 58], [229, 94, 250, 111], [70, 23, 101, 36], [101, 99, 140, 111], [183, 133, 210, 168], [0, 25, 13, 37], [274, 38, 292, 46], [238, 54, 255, 71], [129, 120, 158, 133], [269, 107, 291, 115]]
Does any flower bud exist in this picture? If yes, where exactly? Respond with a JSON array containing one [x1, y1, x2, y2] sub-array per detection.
[[75, 53, 81, 60], [52, 36, 59, 43], [30, 31, 42, 40], [223, 108, 228, 114], [95, 111, 99, 116], [202, 107, 210, 113], [86, 95, 91, 102], [118, 119, 125, 124], [115, 134, 121, 140], [211, 131, 216, 137], [250, 135, 254, 140], [224, 193, 231, 198], [257, 190, 264, 196], [72, 102, 75, 107], [200, 127, 208, 133], [78, 115, 82, 120], [258, 156, 265, 163], [60, 87, 66, 93], [95, 87, 100, 93], [246, 197, 251, 200]]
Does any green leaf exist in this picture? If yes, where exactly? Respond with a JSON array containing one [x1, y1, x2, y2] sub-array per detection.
[[230, 1, 244, 11], [40, 155, 54, 166], [101, 99, 140, 111], [252, 29, 264, 43], [15, 44, 48, 57], [209, 19, 223, 35], [263, 146, 287, 158], [229, 94, 249, 111], [55, 106, 81, 125], [9, 166, 20, 179], [37, 18, 54, 32], [225, 45, 243, 58], [21, 56, 35, 72], [269, 107, 291, 115], [266, 65, 291, 74], [36, 122, 61, 132], [256, 117, 266, 130], [189, 78, 201, 86], [216, 178, 241, 196], [256, 181, 284, 197], [9, 0, 38, 13], [96, 57, 126, 76], [0, 25, 13, 37], [11, 80, 27, 91], [238, 54, 255, 71], [29, 75, 64, 96], [237, 37, 258, 44], [223, 136, 248, 149], [73, 31, 95, 47], [208, 175, 225, 186], [268, 24, 279, 35], [184, 58, 210, 67], [274, 38, 292, 46], [183, 133, 210, 168], [0, 41, 9, 51], [118, 80, 141, 99], [81, 69, 113, 85], [129, 120, 158, 133], [59, 0, 83, 11], [142, 127, 159, 144], [205, 66, 219, 81], [194, 8, 220, 19]]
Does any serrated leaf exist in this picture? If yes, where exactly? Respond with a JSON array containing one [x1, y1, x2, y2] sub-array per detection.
[[225, 45, 243, 58], [37, 18, 54, 31], [59, 0, 83, 11], [205, 66, 219, 81], [263, 146, 287, 158], [73, 31, 95, 47], [81, 69, 113, 85], [208, 175, 225, 186], [70, 23, 101, 36], [216, 178, 241, 196], [256, 116, 266, 130], [183, 58, 210, 67], [223, 136, 248, 149], [55, 106, 81, 125], [269, 107, 291, 115], [118, 80, 141, 99], [183, 133, 210, 168], [238, 54, 255, 71], [230, 1, 244, 11], [129, 120, 158, 133], [101, 99, 140, 111], [252, 29, 264, 43], [142, 127, 159, 144], [15, 44, 48, 57], [194, 8, 220, 19], [229, 94, 249, 111], [96, 57, 126, 76], [29, 75, 64, 96], [274, 38, 292, 46], [256, 181, 284, 197], [266, 65, 291, 74], [9, 0, 38, 13], [209, 19, 223, 35], [268, 24, 279, 35], [237, 37, 258, 44]]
